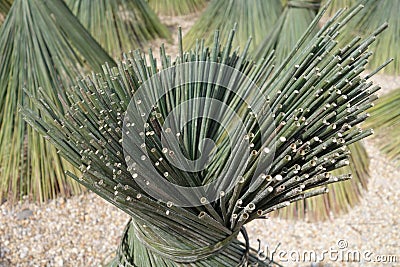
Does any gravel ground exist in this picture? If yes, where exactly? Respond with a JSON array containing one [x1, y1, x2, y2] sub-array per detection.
[[1, 10, 400, 267], [0, 193, 129, 267]]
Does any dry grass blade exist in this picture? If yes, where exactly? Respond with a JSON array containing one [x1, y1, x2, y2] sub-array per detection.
[[183, 0, 282, 53], [0, 0, 114, 203], [148, 0, 207, 16], [22, 4, 387, 265], [65, 0, 171, 58], [366, 88, 400, 166]]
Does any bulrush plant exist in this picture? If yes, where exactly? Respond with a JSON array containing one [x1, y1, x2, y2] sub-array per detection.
[[22, 4, 389, 266], [0, 0, 114, 203], [148, 0, 207, 16], [65, 0, 171, 58]]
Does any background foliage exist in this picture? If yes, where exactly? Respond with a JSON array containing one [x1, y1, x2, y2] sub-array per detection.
[[0, 0, 114, 203], [65, 0, 171, 58]]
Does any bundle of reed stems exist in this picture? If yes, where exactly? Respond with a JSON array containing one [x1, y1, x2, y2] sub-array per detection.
[[21, 2, 389, 265]]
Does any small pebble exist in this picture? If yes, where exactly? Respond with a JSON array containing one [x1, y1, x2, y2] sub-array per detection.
[[16, 209, 33, 220]]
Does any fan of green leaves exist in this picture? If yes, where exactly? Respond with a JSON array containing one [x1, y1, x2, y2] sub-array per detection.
[[65, 0, 171, 58], [22, 3, 387, 265], [183, 0, 282, 53], [148, 0, 206, 16], [255, 0, 374, 221], [365, 88, 400, 166], [0, 0, 114, 203]]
